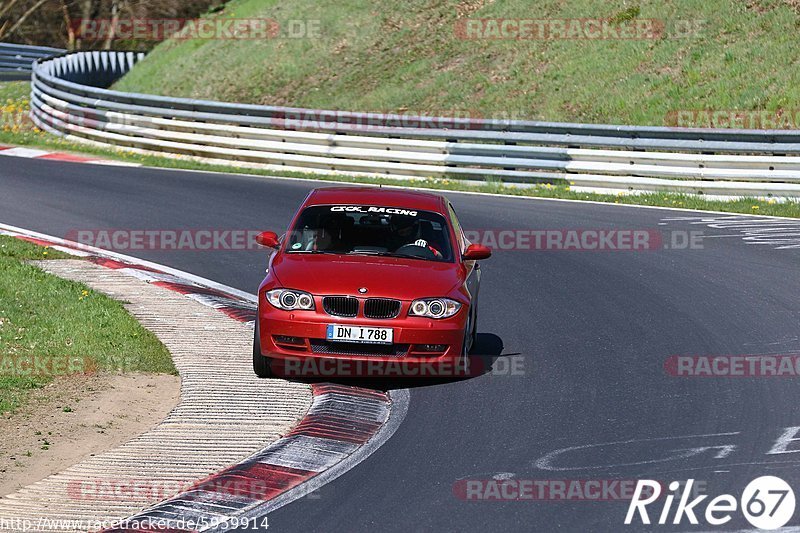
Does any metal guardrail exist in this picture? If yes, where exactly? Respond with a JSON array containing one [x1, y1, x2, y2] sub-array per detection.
[[26, 50, 800, 197], [0, 43, 64, 72]]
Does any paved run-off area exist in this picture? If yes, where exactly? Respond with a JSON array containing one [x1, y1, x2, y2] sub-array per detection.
[[0, 260, 312, 532]]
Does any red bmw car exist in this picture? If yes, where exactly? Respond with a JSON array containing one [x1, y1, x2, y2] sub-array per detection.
[[253, 187, 491, 378]]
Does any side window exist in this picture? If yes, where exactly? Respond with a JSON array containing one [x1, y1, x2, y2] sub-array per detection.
[[447, 203, 466, 252]]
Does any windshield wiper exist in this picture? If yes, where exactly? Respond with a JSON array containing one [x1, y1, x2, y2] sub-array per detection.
[[287, 249, 339, 254], [347, 250, 389, 255], [347, 250, 429, 261]]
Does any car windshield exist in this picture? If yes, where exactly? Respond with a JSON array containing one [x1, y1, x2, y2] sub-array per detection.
[[286, 205, 454, 262]]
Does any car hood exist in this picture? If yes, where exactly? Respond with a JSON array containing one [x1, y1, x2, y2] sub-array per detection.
[[270, 253, 463, 299]]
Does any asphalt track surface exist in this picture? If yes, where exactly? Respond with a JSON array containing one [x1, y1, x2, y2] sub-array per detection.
[[1, 157, 800, 532]]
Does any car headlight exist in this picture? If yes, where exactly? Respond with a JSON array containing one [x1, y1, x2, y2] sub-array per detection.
[[266, 289, 315, 310], [409, 298, 461, 319]]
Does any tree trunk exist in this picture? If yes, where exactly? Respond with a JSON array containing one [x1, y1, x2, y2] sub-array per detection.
[[102, 0, 120, 49], [3, 0, 49, 41]]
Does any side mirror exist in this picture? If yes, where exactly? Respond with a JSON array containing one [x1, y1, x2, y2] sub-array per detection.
[[255, 231, 280, 248], [463, 243, 491, 260]]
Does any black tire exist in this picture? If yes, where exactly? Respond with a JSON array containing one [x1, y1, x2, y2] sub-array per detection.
[[253, 321, 273, 378], [471, 308, 478, 350]]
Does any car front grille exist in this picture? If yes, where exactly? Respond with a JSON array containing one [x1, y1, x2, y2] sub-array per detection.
[[322, 296, 359, 317], [363, 298, 401, 319], [310, 339, 409, 357]]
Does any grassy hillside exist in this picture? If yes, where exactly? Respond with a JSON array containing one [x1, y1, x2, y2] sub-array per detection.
[[114, 0, 800, 125]]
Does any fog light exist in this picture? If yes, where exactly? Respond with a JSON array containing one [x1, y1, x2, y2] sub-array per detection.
[[417, 344, 447, 352], [274, 335, 304, 346]]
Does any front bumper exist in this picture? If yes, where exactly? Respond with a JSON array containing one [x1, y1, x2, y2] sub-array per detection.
[[257, 302, 469, 378]]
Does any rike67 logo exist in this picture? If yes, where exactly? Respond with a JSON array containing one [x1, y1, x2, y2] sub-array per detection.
[[625, 476, 795, 530]]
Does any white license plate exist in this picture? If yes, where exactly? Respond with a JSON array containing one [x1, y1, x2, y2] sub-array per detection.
[[326, 324, 394, 344]]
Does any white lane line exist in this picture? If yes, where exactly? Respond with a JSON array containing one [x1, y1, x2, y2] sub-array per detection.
[[0, 144, 141, 166], [0, 147, 50, 158], [86, 159, 142, 167], [685, 526, 800, 533], [660, 215, 800, 250], [0, 222, 256, 302]]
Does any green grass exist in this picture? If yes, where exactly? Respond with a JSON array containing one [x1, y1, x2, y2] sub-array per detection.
[[113, 0, 800, 126], [0, 81, 37, 142], [0, 236, 176, 413], [2, 80, 800, 218], [0, 81, 29, 101]]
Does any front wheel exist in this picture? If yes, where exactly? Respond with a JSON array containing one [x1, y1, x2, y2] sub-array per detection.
[[459, 308, 478, 377], [253, 321, 273, 378], [470, 307, 478, 351]]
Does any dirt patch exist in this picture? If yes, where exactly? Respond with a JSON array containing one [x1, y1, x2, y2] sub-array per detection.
[[0, 372, 179, 496]]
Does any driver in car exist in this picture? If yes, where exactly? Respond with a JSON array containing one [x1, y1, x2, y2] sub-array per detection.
[[390, 215, 443, 259], [311, 212, 346, 251]]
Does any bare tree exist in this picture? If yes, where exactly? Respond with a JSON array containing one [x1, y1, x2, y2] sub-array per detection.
[[0, 0, 218, 49], [59, 0, 75, 49], [0, 0, 23, 21], [0, 0, 47, 41]]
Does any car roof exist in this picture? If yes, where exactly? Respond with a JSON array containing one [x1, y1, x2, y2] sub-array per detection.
[[303, 187, 447, 213]]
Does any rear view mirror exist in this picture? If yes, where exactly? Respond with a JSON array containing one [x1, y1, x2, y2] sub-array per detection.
[[255, 231, 280, 248], [463, 244, 491, 260]]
